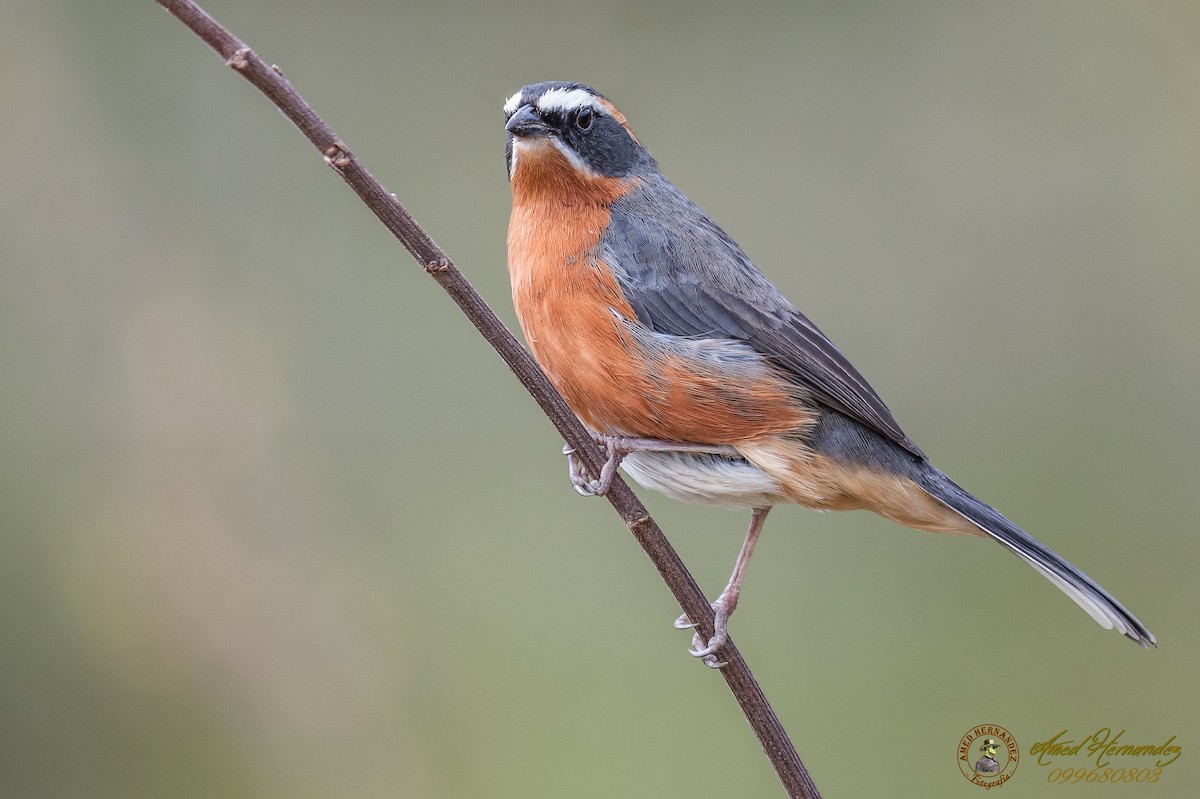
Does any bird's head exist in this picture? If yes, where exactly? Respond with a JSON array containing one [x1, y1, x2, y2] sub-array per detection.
[[503, 82, 652, 190]]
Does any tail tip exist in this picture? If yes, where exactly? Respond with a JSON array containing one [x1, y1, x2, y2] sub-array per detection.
[[1126, 628, 1158, 650]]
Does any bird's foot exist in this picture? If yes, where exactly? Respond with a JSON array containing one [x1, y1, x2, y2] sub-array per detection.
[[673, 592, 736, 669], [563, 436, 625, 497]]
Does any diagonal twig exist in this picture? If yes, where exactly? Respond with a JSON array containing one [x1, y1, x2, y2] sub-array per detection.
[[153, 2, 821, 796]]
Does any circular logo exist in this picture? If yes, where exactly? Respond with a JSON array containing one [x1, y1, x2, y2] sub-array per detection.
[[958, 724, 1019, 788]]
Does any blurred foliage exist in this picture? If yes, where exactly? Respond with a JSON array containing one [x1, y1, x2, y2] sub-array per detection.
[[1, 1, 1198, 797]]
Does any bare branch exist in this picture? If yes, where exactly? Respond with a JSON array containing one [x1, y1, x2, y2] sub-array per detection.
[[153, 2, 821, 796]]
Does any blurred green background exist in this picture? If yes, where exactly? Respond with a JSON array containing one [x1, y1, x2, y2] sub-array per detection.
[[2, 1, 1197, 796]]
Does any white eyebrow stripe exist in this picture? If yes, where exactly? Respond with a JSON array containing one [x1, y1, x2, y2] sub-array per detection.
[[535, 87, 602, 116], [502, 90, 524, 116]]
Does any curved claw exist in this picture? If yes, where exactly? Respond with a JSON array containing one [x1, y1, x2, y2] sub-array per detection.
[[678, 596, 734, 667], [688, 632, 728, 668], [688, 631, 728, 659], [563, 438, 624, 496], [673, 613, 696, 630], [688, 603, 730, 658], [564, 444, 603, 496]]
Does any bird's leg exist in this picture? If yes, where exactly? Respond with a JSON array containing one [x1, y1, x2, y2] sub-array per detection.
[[563, 435, 739, 497], [674, 507, 770, 668]]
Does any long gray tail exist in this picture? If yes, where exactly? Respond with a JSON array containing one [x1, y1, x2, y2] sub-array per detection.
[[916, 467, 1156, 648]]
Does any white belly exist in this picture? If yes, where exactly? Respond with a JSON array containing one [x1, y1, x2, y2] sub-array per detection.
[[620, 450, 789, 509]]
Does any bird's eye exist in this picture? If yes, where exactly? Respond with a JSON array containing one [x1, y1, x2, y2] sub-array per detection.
[[575, 107, 593, 131]]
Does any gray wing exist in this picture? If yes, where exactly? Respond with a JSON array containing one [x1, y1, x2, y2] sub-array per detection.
[[605, 178, 924, 458]]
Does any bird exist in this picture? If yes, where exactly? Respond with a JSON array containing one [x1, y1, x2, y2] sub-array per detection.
[[502, 80, 1155, 666]]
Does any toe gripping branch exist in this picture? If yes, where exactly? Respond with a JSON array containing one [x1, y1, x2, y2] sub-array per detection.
[[564, 437, 625, 497]]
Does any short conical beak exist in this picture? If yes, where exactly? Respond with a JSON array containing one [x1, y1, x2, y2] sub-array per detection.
[[505, 105, 552, 137]]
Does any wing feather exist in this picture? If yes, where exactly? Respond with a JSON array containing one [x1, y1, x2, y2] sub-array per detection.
[[605, 177, 924, 457]]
